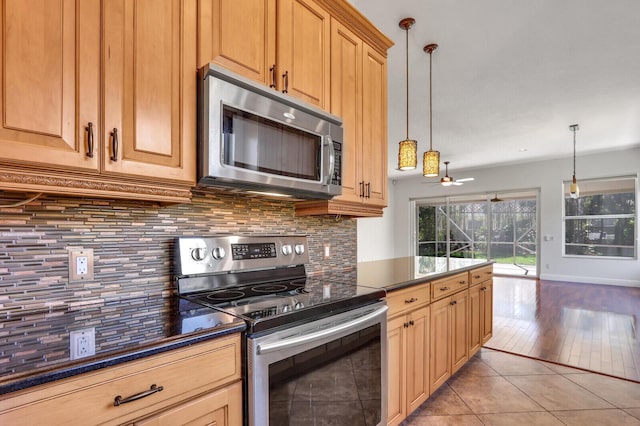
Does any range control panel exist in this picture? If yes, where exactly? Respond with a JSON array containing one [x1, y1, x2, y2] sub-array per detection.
[[174, 235, 309, 276]]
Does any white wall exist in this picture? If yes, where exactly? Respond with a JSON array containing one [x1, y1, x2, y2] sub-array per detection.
[[359, 147, 640, 287], [357, 182, 396, 261]]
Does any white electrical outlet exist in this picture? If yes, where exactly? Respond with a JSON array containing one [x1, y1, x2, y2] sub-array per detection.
[[68, 248, 94, 282], [70, 328, 96, 360], [76, 256, 88, 275], [323, 243, 331, 258]]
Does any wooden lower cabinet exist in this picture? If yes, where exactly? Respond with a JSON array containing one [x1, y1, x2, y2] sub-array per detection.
[[387, 305, 430, 426], [0, 334, 242, 426], [133, 381, 242, 426], [429, 289, 469, 394], [469, 279, 493, 358]]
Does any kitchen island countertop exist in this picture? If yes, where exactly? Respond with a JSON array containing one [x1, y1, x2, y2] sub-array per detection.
[[357, 256, 493, 291]]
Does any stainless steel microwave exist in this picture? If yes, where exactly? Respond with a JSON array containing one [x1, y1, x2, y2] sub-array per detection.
[[198, 64, 343, 199]]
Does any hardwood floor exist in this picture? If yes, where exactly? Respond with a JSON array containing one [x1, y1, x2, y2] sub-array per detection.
[[484, 276, 640, 382]]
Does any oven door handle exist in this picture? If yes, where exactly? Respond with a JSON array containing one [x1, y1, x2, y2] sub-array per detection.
[[257, 305, 388, 355]]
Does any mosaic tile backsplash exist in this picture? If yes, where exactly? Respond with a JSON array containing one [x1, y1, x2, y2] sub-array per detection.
[[0, 189, 357, 315]]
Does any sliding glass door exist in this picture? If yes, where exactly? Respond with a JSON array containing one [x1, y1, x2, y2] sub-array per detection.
[[416, 190, 538, 277]]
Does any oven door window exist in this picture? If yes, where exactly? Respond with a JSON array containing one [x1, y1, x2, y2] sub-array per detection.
[[268, 324, 381, 426], [222, 105, 321, 181]]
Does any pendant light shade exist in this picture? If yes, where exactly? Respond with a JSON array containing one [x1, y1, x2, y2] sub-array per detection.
[[569, 124, 580, 199], [423, 43, 440, 177], [441, 161, 453, 186], [397, 18, 417, 171]]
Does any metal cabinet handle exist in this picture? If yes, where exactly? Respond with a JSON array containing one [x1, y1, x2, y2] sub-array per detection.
[[359, 181, 365, 198], [474, 275, 481, 279], [440, 286, 449, 291], [409, 320, 415, 326], [113, 384, 163, 406], [404, 322, 409, 328], [459, 280, 466, 284], [481, 286, 487, 291], [86, 122, 94, 158], [405, 297, 418, 304], [110, 128, 119, 162], [450, 300, 457, 305], [269, 64, 277, 89], [282, 70, 289, 93], [365, 182, 371, 198]]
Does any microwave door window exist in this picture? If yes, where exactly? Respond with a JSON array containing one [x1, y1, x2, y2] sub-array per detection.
[[222, 106, 321, 181]]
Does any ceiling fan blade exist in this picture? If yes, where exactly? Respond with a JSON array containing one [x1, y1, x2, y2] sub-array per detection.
[[452, 181, 464, 186], [455, 177, 474, 183]]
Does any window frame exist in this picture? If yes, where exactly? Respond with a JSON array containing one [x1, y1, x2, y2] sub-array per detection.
[[562, 175, 638, 260]]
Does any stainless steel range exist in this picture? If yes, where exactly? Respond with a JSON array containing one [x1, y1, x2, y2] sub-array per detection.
[[174, 235, 388, 426]]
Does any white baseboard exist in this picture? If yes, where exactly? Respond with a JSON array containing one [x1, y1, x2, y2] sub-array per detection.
[[539, 273, 640, 288]]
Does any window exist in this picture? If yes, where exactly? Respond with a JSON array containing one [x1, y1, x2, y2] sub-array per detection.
[[416, 190, 538, 276], [563, 176, 637, 258]]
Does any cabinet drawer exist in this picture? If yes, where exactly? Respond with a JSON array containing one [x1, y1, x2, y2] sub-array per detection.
[[431, 273, 468, 301], [386, 283, 430, 317], [0, 334, 241, 426], [469, 265, 493, 285]]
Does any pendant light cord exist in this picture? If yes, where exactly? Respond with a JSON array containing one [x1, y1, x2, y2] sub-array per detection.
[[572, 127, 577, 178], [429, 49, 433, 151], [405, 27, 409, 140]]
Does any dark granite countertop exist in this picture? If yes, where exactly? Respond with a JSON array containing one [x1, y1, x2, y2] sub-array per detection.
[[0, 296, 246, 395], [357, 257, 493, 292]]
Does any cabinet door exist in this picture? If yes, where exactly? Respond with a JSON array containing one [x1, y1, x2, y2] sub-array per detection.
[[102, 0, 196, 183], [361, 44, 387, 207], [330, 19, 362, 204], [451, 290, 469, 373], [277, 0, 330, 109], [468, 284, 482, 357], [198, 0, 276, 86], [429, 297, 450, 393], [406, 306, 430, 414], [386, 315, 406, 426], [134, 381, 242, 426], [0, 0, 100, 171], [481, 281, 493, 344]]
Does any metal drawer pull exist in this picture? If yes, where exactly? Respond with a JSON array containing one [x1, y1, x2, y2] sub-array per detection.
[[110, 128, 119, 162], [459, 280, 466, 284], [440, 286, 449, 291], [481, 287, 487, 291], [86, 122, 94, 158], [113, 384, 163, 406], [269, 64, 277, 88], [450, 300, 457, 305], [474, 275, 481, 279], [405, 297, 418, 304], [282, 70, 289, 93]]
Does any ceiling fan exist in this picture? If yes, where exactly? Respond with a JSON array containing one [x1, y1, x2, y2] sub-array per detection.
[[490, 193, 503, 202], [422, 161, 474, 186]]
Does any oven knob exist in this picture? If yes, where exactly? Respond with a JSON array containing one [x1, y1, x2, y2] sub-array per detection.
[[281, 244, 292, 256], [211, 247, 226, 260], [191, 247, 207, 261], [281, 304, 292, 313], [294, 244, 305, 255], [294, 301, 304, 310]]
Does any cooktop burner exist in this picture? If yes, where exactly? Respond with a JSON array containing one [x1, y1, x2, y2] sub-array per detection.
[[205, 290, 246, 302]]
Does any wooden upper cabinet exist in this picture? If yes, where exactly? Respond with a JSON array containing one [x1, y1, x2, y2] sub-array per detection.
[[360, 44, 387, 207], [198, 0, 329, 109], [0, 0, 100, 171], [198, 0, 276, 86], [277, 0, 330, 109], [102, 0, 196, 183], [329, 20, 362, 204]]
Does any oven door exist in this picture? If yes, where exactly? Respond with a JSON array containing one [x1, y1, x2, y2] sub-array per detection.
[[246, 302, 387, 426]]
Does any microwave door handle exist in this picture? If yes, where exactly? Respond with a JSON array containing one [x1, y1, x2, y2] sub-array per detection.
[[325, 136, 335, 185]]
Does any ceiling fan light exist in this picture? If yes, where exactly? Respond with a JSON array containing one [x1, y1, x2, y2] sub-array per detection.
[[399, 139, 418, 170], [423, 149, 440, 177], [441, 176, 453, 186]]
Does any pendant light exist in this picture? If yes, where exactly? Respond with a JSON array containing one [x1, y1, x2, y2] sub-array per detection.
[[423, 43, 440, 177], [397, 18, 417, 171], [441, 161, 453, 186], [569, 124, 580, 199]]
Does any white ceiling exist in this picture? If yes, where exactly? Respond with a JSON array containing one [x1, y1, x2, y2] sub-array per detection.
[[347, 0, 640, 180]]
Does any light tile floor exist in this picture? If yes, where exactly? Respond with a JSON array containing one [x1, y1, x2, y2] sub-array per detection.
[[403, 348, 640, 425]]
